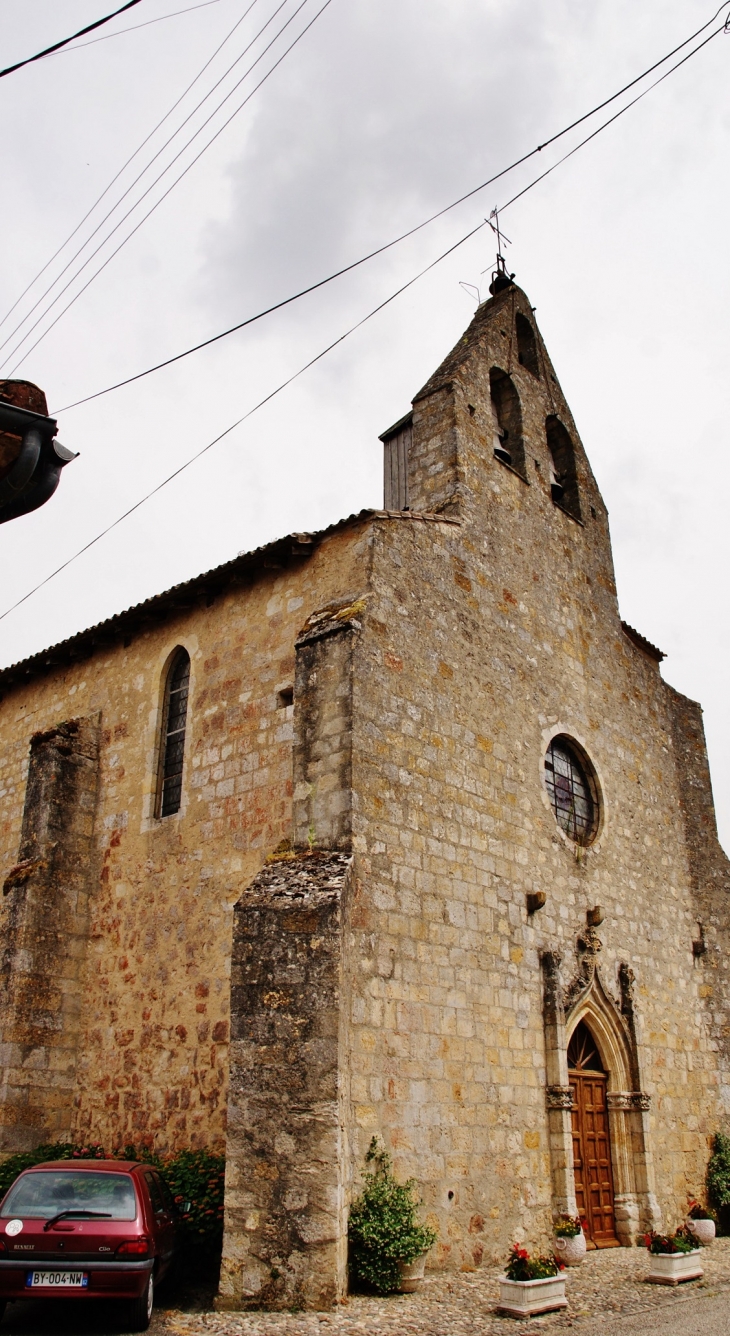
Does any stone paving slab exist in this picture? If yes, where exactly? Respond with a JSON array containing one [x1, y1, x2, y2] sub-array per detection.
[[157, 1238, 730, 1336]]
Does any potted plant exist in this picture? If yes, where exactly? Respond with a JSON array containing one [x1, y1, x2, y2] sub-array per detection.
[[686, 1198, 717, 1245], [498, 1244, 567, 1318], [553, 1214, 586, 1265], [644, 1227, 703, 1286], [348, 1138, 437, 1294]]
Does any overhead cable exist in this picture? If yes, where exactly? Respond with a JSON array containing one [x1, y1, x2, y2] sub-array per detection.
[[0, 219, 489, 624], [0, 0, 264, 339], [7, 3, 726, 373], [1, 0, 310, 368], [1, 4, 727, 622], [48, 1, 224, 55], [4, 0, 335, 375], [0, 0, 144, 79], [493, 22, 727, 218], [55, 4, 730, 414]]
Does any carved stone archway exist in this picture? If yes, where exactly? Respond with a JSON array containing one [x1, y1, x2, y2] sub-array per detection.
[[541, 917, 661, 1245]]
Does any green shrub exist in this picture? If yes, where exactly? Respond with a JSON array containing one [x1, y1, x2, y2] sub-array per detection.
[[348, 1138, 437, 1294], [0, 1142, 106, 1200], [161, 1148, 225, 1261], [708, 1133, 730, 1212], [0, 1141, 225, 1270]]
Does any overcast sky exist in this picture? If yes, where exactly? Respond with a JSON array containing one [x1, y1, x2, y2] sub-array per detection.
[[0, 0, 728, 844]]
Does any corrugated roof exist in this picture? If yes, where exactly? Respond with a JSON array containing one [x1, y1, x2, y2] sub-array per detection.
[[0, 509, 458, 696]]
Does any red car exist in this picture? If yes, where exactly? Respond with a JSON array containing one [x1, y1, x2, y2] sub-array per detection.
[[0, 1159, 182, 1331]]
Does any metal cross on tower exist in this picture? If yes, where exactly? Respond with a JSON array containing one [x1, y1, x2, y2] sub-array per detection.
[[487, 207, 515, 295]]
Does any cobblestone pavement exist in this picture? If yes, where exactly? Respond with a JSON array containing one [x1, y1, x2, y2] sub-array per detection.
[[1, 1242, 728, 1334], [156, 1239, 730, 1336]]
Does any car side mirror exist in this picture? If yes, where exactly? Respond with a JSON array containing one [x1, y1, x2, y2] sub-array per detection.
[[180, 1200, 192, 1215]]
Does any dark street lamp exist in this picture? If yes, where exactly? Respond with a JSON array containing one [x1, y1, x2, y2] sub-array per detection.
[[0, 380, 76, 525]]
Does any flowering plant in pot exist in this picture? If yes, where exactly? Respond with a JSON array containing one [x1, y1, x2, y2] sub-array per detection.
[[498, 1245, 567, 1318], [553, 1214, 586, 1266], [686, 1198, 717, 1245], [644, 1227, 703, 1286], [348, 1138, 437, 1294]]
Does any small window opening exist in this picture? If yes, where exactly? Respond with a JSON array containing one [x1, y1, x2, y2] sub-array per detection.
[[490, 368, 526, 479], [546, 416, 581, 520], [544, 735, 598, 846], [157, 648, 190, 818], [277, 686, 293, 709], [516, 312, 540, 377]]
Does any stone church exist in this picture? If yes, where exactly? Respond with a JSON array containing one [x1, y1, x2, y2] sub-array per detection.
[[1, 275, 729, 1310]]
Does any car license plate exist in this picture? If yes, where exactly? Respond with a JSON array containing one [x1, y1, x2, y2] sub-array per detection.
[[26, 1271, 88, 1288]]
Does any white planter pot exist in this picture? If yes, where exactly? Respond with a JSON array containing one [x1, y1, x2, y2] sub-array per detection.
[[498, 1274, 568, 1317], [687, 1218, 715, 1245], [398, 1253, 427, 1293], [647, 1250, 703, 1286], [554, 1231, 586, 1265]]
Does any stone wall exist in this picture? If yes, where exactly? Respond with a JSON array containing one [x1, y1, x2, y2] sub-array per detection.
[[220, 852, 352, 1311], [666, 685, 730, 1103], [342, 287, 730, 1266], [0, 715, 101, 1150], [0, 524, 371, 1154], [292, 599, 364, 852]]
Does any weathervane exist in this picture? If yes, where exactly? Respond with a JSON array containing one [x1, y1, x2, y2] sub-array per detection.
[[459, 207, 516, 306]]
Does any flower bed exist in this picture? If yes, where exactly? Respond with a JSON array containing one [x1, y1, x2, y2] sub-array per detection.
[[644, 1228, 703, 1286], [498, 1245, 567, 1317]]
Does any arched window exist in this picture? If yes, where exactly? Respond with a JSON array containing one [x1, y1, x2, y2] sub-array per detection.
[[546, 415, 581, 520], [515, 312, 540, 377], [544, 735, 598, 845], [490, 368, 526, 479], [157, 648, 190, 818], [568, 1021, 605, 1073]]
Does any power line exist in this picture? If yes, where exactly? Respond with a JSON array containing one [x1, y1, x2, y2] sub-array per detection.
[[54, 4, 730, 415], [0, 0, 263, 340], [8, 0, 726, 371], [1, 4, 727, 623], [47, 1, 224, 56], [0, 0, 303, 366], [494, 21, 727, 218], [3, 0, 330, 373], [0, 0, 144, 79], [0, 219, 488, 625]]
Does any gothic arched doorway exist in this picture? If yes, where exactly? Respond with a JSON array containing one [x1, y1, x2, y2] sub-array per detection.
[[568, 1021, 619, 1247]]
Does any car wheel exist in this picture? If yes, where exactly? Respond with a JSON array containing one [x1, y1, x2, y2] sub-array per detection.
[[126, 1270, 154, 1332]]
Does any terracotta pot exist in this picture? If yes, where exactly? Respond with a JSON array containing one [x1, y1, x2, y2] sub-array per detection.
[[687, 1218, 715, 1245], [398, 1253, 427, 1292], [498, 1274, 568, 1318], [646, 1249, 703, 1286], [554, 1230, 586, 1265]]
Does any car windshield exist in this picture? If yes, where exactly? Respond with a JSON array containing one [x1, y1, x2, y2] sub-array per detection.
[[1, 1171, 137, 1221]]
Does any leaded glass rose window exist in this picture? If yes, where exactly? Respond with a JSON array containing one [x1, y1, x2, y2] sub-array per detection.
[[544, 736, 598, 845]]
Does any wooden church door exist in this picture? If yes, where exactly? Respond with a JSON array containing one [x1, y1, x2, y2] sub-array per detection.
[[568, 1022, 619, 1248]]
